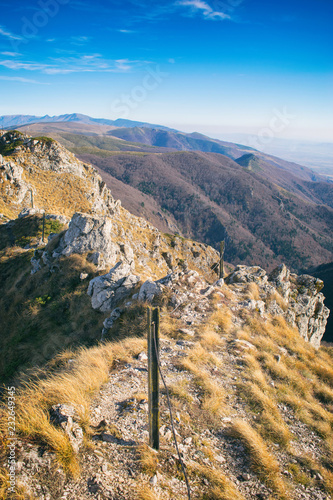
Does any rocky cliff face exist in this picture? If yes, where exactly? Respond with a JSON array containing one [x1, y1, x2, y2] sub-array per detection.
[[226, 264, 329, 348], [0, 130, 119, 220]]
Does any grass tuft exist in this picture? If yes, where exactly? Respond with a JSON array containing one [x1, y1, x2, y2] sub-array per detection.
[[229, 420, 289, 499]]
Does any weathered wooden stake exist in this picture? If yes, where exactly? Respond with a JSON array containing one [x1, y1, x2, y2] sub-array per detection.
[[148, 307, 160, 450], [30, 190, 34, 209], [219, 240, 225, 279], [42, 212, 46, 242]]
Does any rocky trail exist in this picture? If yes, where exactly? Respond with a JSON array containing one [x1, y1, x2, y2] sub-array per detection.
[[15, 269, 331, 500]]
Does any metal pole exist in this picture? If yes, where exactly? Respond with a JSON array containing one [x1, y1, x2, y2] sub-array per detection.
[[148, 307, 160, 450], [42, 212, 45, 242], [219, 240, 225, 279]]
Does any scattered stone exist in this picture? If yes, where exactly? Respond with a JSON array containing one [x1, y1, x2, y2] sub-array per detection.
[[137, 351, 148, 361], [149, 475, 158, 486]]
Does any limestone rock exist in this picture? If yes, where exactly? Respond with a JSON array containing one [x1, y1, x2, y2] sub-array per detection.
[[138, 280, 163, 302], [229, 264, 330, 349], [268, 264, 291, 299], [58, 213, 118, 269], [226, 265, 268, 285], [288, 275, 329, 348], [103, 307, 124, 330], [19, 208, 43, 218], [240, 299, 266, 316], [88, 261, 140, 312]]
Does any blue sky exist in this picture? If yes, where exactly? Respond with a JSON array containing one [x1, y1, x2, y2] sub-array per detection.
[[0, 0, 332, 141]]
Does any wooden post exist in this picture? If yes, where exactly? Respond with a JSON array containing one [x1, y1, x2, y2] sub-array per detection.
[[30, 190, 34, 209], [219, 240, 225, 279], [148, 307, 160, 450], [42, 212, 46, 242]]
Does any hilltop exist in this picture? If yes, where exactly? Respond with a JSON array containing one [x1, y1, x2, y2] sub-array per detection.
[[0, 130, 332, 500]]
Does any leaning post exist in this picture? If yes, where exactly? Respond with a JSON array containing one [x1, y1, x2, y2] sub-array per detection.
[[219, 240, 225, 280], [42, 212, 46, 243], [148, 307, 160, 450]]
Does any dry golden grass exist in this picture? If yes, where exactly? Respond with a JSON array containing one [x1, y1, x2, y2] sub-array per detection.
[[168, 380, 194, 403], [189, 463, 245, 500], [244, 282, 260, 301], [160, 313, 184, 339], [3, 338, 145, 474], [23, 166, 94, 218], [201, 377, 226, 416], [310, 362, 333, 388], [230, 420, 289, 499], [313, 382, 333, 405], [265, 290, 288, 311], [234, 327, 252, 342], [0, 470, 32, 500], [251, 334, 278, 354], [136, 485, 159, 500], [239, 382, 275, 415], [209, 306, 233, 334], [287, 463, 313, 488], [242, 353, 270, 390], [261, 354, 310, 398], [199, 328, 223, 349], [179, 355, 226, 418], [185, 343, 221, 368], [258, 410, 293, 447], [220, 284, 237, 302], [136, 444, 158, 476]]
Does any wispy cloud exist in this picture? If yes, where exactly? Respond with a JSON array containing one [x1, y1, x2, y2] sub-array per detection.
[[0, 76, 47, 84], [70, 35, 92, 45], [176, 0, 231, 20], [0, 25, 22, 41], [67, 0, 233, 23], [0, 54, 151, 75], [1, 51, 21, 57], [118, 29, 137, 34]]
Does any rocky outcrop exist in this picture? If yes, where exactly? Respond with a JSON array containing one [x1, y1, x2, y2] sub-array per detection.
[[226, 264, 330, 348], [0, 130, 120, 218], [88, 261, 140, 312], [55, 213, 117, 269], [138, 280, 164, 302]]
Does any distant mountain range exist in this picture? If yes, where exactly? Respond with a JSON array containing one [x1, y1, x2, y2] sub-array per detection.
[[0, 113, 175, 131]]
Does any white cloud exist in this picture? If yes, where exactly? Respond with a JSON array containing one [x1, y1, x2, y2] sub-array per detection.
[[0, 76, 47, 84], [1, 51, 21, 57], [0, 25, 22, 41], [176, 0, 230, 20], [118, 29, 137, 34], [0, 55, 151, 75], [71, 35, 92, 45]]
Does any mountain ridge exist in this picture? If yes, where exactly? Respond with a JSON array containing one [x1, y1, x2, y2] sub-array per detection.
[[0, 113, 175, 131]]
